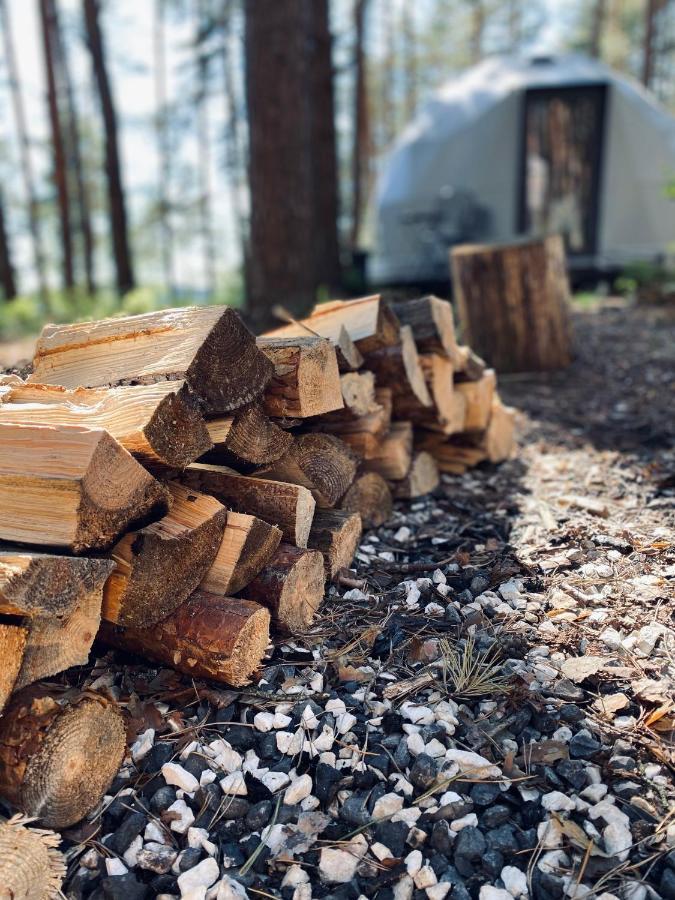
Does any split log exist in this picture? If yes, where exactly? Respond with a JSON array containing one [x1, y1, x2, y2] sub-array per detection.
[[308, 509, 362, 579], [391, 296, 462, 365], [241, 544, 325, 634], [201, 512, 282, 596], [253, 433, 357, 508], [454, 346, 487, 381], [340, 472, 393, 528], [318, 387, 392, 457], [394, 352, 458, 430], [266, 294, 399, 353], [257, 337, 343, 418], [182, 463, 316, 547], [0, 624, 27, 713], [451, 235, 572, 372], [482, 396, 516, 462], [202, 403, 293, 471], [29, 305, 274, 414], [103, 482, 228, 628], [390, 452, 440, 499], [0, 423, 170, 553], [415, 432, 487, 474], [363, 422, 413, 481], [337, 371, 377, 418], [100, 594, 270, 687], [0, 688, 126, 828], [455, 369, 496, 432], [268, 308, 363, 371], [0, 552, 114, 690], [364, 325, 432, 415], [0, 380, 212, 470], [0, 815, 66, 899]]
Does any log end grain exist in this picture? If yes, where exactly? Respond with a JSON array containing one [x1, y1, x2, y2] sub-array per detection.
[[0, 816, 66, 900], [340, 472, 393, 529]]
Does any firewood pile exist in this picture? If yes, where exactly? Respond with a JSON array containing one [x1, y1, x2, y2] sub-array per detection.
[[0, 294, 514, 830]]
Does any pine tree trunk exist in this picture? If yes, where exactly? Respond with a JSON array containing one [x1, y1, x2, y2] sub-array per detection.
[[244, 0, 315, 328], [589, 0, 606, 57], [154, 0, 174, 299], [83, 0, 135, 296], [0, 188, 17, 299], [642, 0, 659, 88], [52, 0, 96, 295], [40, 0, 74, 294], [221, 0, 248, 265], [308, 0, 341, 292], [0, 0, 49, 305], [351, 0, 369, 250], [402, 5, 417, 121], [195, 0, 216, 299]]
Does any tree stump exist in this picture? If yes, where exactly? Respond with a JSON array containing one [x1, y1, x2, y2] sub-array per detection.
[[450, 235, 572, 372]]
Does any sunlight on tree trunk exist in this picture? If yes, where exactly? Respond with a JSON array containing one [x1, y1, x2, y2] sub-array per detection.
[[0, 188, 17, 300], [154, 0, 174, 299]]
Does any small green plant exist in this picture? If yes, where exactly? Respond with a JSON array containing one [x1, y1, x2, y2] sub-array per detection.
[[439, 633, 511, 699]]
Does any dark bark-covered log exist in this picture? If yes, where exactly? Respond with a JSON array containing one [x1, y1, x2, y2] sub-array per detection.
[[103, 482, 227, 627], [390, 451, 440, 499], [391, 295, 462, 364], [0, 687, 126, 828], [364, 325, 432, 414], [0, 552, 114, 691], [0, 423, 170, 553], [340, 472, 393, 528], [0, 380, 212, 471], [201, 512, 282, 596], [241, 543, 325, 634], [363, 422, 413, 481], [451, 235, 572, 372], [257, 336, 343, 418], [182, 463, 316, 548], [202, 403, 293, 471], [308, 509, 362, 578], [455, 369, 496, 432], [253, 433, 357, 508], [101, 593, 270, 687], [29, 306, 274, 414]]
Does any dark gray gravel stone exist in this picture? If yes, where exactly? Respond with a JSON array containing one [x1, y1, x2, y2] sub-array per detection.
[[569, 730, 601, 759], [246, 800, 274, 831], [178, 848, 203, 872], [480, 805, 511, 829], [374, 821, 409, 858], [482, 849, 504, 878], [453, 826, 486, 875], [557, 759, 587, 790], [470, 782, 501, 806], [107, 811, 146, 855], [486, 824, 519, 854], [149, 786, 176, 816], [101, 875, 148, 900], [430, 820, 454, 857], [409, 753, 438, 791]]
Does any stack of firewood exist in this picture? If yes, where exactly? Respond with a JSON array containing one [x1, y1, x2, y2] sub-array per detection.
[[0, 296, 514, 699]]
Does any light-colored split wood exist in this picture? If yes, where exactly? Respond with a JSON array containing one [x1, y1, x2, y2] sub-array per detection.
[[390, 451, 440, 498], [363, 422, 414, 481], [201, 512, 282, 596], [455, 369, 496, 431], [257, 336, 343, 418]]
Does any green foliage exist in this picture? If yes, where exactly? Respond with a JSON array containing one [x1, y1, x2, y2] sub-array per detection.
[[614, 260, 675, 302]]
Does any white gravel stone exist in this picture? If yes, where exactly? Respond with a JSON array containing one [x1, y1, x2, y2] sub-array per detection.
[[432, 569, 446, 584], [343, 588, 368, 601], [131, 728, 155, 762], [479, 888, 514, 900], [309, 724, 334, 752], [162, 762, 200, 793], [413, 865, 437, 889], [371, 842, 393, 861], [215, 876, 249, 899], [215, 747, 243, 774], [145, 821, 168, 843], [427, 885, 451, 900], [260, 771, 290, 792], [501, 865, 529, 898], [394, 526, 411, 542], [444, 749, 501, 778], [281, 865, 310, 888], [168, 798, 195, 833], [336, 713, 357, 735], [300, 704, 320, 729], [542, 791, 576, 812], [581, 783, 608, 802], [319, 835, 368, 882], [273, 712, 293, 729], [325, 698, 346, 715], [425, 739, 446, 758], [438, 790, 463, 805], [425, 603, 445, 615], [106, 858, 128, 876], [392, 807, 422, 825], [177, 857, 220, 895], [404, 849, 423, 875], [253, 712, 275, 732], [407, 732, 426, 756], [450, 814, 478, 832], [123, 835, 143, 868], [401, 703, 435, 725], [284, 774, 312, 805], [219, 772, 247, 796], [277, 730, 303, 755], [200, 769, 217, 786], [372, 792, 404, 818], [393, 875, 414, 900], [291, 886, 311, 900], [603, 821, 632, 858], [390, 773, 414, 796]]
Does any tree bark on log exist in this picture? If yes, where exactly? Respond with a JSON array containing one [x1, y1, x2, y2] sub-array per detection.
[[0, 687, 126, 828], [0, 380, 212, 471], [100, 593, 270, 687], [308, 509, 362, 578], [182, 463, 316, 548], [29, 306, 273, 415], [241, 543, 325, 634], [0, 423, 169, 553], [451, 235, 572, 372], [103, 483, 227, 628], [340, 472, 393, 528]]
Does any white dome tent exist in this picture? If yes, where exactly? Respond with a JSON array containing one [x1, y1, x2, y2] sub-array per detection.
[[368, 54, 675, 285]]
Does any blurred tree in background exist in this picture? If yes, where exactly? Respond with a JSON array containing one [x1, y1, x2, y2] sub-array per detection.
[[0, 0, 671, 331]]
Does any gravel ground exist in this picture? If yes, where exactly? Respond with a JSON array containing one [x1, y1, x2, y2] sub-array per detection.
[[55, 298, 674, 900]]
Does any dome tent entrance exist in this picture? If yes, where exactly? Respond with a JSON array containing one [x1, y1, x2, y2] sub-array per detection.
[[369, 54, 675, 285]]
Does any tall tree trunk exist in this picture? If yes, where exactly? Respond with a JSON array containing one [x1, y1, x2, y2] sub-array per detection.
[[82, 0, 135, 296], [0, 0, 49, 305], [244, 0, 315, 328], [154, 0, 174, 298], [351, 0, 370, 251], [195, 0, 216, 299], [40, 0, 74, 294], [469, 0, 485, 63], [0, 189, 17, 300], [221, 0, 248, 266], [51, 0, 96, 295], [308, 0, 341, 291], [589, 0, 606, 57], [402, 4, 417, 121], [642, 0, 661, 88]]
